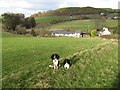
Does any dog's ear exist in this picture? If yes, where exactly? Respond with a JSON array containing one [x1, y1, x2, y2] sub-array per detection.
[[57, 54, 60, 59], [54, 53, 60, 59], [51, 54, 54, 60], [51, 53, 60, 60], [63, 59, 67, 64]]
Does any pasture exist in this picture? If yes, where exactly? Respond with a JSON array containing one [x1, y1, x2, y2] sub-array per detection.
[[35, 16, 71, 23], [35, 16, 60, 23], [49, 19, 118, 32], [2, 32, 118, 88], [35, 16, 118, 31]]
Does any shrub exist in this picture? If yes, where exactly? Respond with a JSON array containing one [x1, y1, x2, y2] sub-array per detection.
[[34, 28, 48, 37], [91, 30, 97, 37], [23, 17, 36, 29], [31, 29, 36, 36], [15, 25, 26, 35]]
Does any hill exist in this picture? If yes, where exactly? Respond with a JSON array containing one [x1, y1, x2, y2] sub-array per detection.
[[33, 7, 118, 31], [31, 7, 118, 18]]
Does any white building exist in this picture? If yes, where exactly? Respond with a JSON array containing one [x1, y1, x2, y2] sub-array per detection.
[[51, 30, 84, 37], [99, 27, 111, 36]]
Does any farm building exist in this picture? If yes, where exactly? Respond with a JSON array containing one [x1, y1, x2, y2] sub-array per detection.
[[51, 30, 87, 37], [98, 27, 111, 36]]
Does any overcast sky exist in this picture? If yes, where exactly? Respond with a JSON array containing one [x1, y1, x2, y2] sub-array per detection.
[[0, 0, 119, 17]]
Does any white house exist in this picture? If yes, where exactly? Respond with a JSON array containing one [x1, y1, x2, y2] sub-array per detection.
[[99, 27, 111, 36], [51, 30, 84, 37]]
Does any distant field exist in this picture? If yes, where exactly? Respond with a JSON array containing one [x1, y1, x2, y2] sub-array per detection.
[[50, 20, 95, 31], [35, 16, 59, 23], [35, 16, 118, 33], [2, 32, 118, 88], [35, 16, 70, 23], [1, 16, 118, 33], [49, 19, 118, 32], [35, 15, 79, 23]]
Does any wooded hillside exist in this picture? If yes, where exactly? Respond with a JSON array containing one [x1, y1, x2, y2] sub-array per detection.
[[31, 7, 118, 17]]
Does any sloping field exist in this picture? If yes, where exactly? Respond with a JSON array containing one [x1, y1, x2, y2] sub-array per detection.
[[2, 33, 118, 88], [49, 20, 118, 32], [35, 16, 60, 23]]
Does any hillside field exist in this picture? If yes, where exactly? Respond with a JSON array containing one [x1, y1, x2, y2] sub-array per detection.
[[35, 16, 118, 33], [35, 16, 60, 23], [49, 19, 118, 32], [2, 32, 118, 88]]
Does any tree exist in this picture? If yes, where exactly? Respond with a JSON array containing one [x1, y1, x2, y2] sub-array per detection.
[[31, 29, 36, 36], [23, 17, 36, 29], [16, 25, 26, 35], [2, 13, 24, 31]]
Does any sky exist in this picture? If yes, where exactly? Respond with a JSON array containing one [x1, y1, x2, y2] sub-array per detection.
[[0, 0, 119, 17]]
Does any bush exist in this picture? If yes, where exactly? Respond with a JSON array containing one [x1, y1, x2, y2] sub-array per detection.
[[91, 30, 97, 37], [2, 24, 9, 32], [16, 25, 26, 35], [31, 29, 36, 36], [23, 17, 36, 29], [34, 28, 48, 37]]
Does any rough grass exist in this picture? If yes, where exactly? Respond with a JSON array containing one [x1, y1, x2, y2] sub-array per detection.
[[2, 33, 118, 88], [35, 16, 60, 23], [49, 20, 118, 32], [35, 16, 69, 23]]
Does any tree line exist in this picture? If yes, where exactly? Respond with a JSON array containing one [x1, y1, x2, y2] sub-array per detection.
[[2, 13, 36, 34]]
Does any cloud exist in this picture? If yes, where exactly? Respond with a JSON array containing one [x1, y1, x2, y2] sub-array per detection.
[[0, 0, 32, 8], [0, 0, 41, 17], [58, 0, 119, 9]]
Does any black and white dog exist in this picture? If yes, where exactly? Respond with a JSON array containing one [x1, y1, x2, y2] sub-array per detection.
[[63, 59, 72, 69], [50, 54, 60, 69]]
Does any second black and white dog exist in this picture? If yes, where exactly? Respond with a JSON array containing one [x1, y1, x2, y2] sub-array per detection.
[[63, 59, 72, 69], [51, 54, 60, 69]]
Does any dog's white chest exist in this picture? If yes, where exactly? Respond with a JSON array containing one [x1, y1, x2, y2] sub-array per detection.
[[53, 59, 59, 66], [64, 63, 70, 69]]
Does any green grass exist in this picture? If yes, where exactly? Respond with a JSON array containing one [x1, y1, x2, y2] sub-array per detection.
[[35, 16, 118, 34], [2, 33, 118, 88], [49, 20, 118, 32], [35, 16, 62, 23]]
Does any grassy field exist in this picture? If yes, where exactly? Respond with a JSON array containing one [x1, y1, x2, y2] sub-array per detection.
[[35, 16, 60, 23], [35, 16, 118, 34], [49, 19, 118, 32], [2, 32, 118, 88], [35, 16, 70, 23]]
